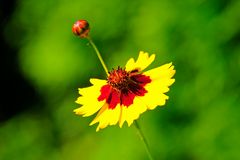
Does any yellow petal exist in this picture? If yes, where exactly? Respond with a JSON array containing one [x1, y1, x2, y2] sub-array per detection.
[[142, 63, 175, 110], [74, 78, 107, 117], [119, 97, 148, 127], [144, 62, 175, 81], [90, 104, 121, 131], [125, 51, 155, 71], [140, 82, 170, 110]]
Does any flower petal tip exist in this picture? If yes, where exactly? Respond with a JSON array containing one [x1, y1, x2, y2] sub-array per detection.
[[73, 108, 82, 115], [89, 120, 96, 126], [96, 127, 100, 132], [127, 121, 133, 127]]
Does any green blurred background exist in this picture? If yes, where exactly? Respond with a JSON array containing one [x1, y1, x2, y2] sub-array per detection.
[[1, 0, 240, 159]]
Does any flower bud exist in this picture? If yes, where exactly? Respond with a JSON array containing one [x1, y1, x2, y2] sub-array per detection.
[[72, 20, 90, 38]]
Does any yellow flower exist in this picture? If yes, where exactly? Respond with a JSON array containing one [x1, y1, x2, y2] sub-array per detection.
[[74, 51, 175, 131]]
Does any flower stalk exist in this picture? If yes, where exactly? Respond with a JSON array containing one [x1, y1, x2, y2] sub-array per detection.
[[86, 37, 109, 76], [134, 121, 154, 160]]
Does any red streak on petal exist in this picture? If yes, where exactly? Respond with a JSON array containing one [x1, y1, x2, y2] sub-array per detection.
[[128, 82, 147, 96], [98, 85, 111, 101], [120, 89, 135, 107], [98, 85, 120, 109], [107, 89, 120, 109], [131, 74, 151, 86]]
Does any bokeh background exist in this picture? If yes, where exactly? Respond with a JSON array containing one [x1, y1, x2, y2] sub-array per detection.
[[1, 0, 240, 159]]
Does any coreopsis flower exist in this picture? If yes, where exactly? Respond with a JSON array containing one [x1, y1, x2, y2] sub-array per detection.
[[74, 51, 175, 131]]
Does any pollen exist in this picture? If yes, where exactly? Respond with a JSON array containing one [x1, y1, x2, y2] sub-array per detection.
[[107, 67, 130, 91]]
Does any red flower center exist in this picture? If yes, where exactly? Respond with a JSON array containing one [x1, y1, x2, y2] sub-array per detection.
[[98, 67, 151, 109]]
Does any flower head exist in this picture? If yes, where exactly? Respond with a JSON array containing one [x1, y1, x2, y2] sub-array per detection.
[[74, 51, 175, 131]]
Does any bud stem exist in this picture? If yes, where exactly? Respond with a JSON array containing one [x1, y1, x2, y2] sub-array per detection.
[[87, 37, 109, 76]]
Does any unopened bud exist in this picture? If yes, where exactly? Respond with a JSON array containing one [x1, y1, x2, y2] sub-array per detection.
[[72, 20, 90, 38]]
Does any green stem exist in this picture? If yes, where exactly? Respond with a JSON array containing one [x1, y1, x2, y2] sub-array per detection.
[[134, 121, 154, 160], [87, 36, 109, 76]]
